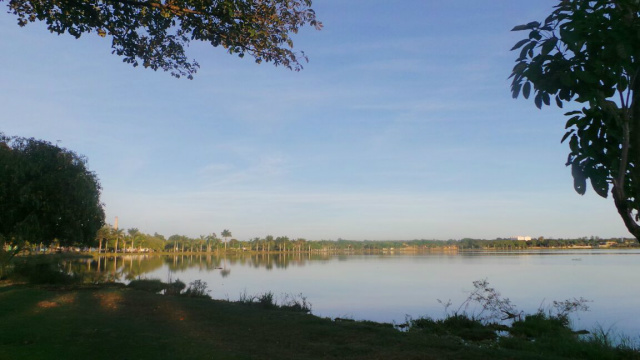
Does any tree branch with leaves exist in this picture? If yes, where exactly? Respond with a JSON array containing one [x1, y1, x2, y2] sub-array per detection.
[[510, 0, 640, 239], [5, 0, 322, 79]]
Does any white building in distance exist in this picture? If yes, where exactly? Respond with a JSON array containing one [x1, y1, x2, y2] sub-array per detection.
[[509, 236, 532, 241]]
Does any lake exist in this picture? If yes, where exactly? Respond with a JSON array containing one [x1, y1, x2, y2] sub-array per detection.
[[79, 249, 640, 338]]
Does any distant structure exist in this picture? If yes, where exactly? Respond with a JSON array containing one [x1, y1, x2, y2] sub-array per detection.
[[509, 236, 531, 241], [114, 216, 119, 231]]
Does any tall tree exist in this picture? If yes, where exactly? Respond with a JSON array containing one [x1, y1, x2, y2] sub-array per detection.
[[112, 228, 124, 253], [96, 225, 111, 253], [206, 233, 218, 252], [5, 0, 322, 79], [221, 229, 231, 252], [264, 235, 274, 252], [127, 228, 140, 251], [0, 134, 105, 262], [510, 0, 640, 240]]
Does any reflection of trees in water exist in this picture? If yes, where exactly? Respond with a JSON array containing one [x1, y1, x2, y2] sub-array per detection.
[[63, 253, 335, 281], [121, 256, 165, 280], [63, 255, 165, 282], [165, 254, 224, 272], [238, 252, 333, 272]]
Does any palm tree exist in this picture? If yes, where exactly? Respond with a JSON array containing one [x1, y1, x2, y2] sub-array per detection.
[[251, 237, 260, 251], [95, 225, 111, 253], [127, 228, 140, 252], [221, 229, 232, 252], [265, 235, 274, 252], [206, 233, 217, 253], [112, 228, 124, 253]]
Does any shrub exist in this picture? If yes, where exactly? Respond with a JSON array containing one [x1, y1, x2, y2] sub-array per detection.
[[408, 314, 497, 341], [183, 280, 211, 298], [128, 279, 166, 293], [509, 312, 574, 339], [258, 291, 276, 309], [411, 280, 594, 346], [237, 290, 256, 304], [280, 293, 312, 313], [165, 279, 186, 295]]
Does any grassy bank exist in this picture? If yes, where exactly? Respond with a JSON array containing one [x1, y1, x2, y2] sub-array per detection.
[[0, 283, 638, 360]]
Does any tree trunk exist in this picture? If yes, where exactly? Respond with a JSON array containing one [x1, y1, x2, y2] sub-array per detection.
[[613, 184, 640, 239], [613, 72, 640, 241]]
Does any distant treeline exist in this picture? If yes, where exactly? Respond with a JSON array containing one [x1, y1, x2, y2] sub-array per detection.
[[44, 226, 635, 254]]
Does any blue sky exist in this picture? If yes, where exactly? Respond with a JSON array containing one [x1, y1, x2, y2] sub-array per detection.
[[0, 0, 630, 240]]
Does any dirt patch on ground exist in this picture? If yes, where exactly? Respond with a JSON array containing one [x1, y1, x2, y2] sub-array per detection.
[[93, 291, 123, 311], [34, 293, 77, 313], [35, 300, 59, 309]]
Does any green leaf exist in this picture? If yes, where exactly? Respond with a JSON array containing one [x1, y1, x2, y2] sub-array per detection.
[[511, 24, 529, 32], [534, 92, 543, 109], [511, 39, 530, 51], [522, 82, 531, 99], [571, 163, 587, 195], [529, 30, 542, 40], [616, 43, 627, 59], [569, 134, 579, 152], [512, 61, 527, 75], [555, 95, 563, 108], [559, 72, 572, 87], [565, 115, 581, 129], [527, 21, 541, 29], [544, 13, 555, 25], [511, 82, 522, 99], [512, 21, 540, 32], [542, 92, 551, 106], [590, 174, 609, 198], [564, 110, 582, 116], [576, 71, 598, 84], [541, 37, 558, 56], [519, 42, 536, 60], [561, 129, 575, 143]]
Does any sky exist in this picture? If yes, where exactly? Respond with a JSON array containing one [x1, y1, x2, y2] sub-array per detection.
[[0, 0, 631, 240]]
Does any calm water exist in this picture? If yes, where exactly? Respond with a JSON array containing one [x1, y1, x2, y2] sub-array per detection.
[[80, 250, 640, 337]]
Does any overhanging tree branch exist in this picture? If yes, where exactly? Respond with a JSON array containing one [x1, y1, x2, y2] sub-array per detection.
[[5, 0, 322, 78], [510, 0, 640, 240]]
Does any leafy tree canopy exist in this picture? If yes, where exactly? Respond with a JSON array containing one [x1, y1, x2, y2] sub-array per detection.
[[510, 0, 640, 239], [5, 0, 322, 79], [0, 133, 106, 254]]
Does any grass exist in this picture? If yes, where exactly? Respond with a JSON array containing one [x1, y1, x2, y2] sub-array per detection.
[[236, 290, 312, 312], [0, 284, 638, 360]]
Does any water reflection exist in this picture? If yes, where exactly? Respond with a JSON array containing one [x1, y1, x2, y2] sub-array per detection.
[[62, 255, 166, 283], [65, 250, 640, 284], [67, 253, 341, 282]]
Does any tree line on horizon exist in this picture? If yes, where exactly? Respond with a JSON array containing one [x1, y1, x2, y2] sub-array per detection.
[[57, 225, 640, 254]]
